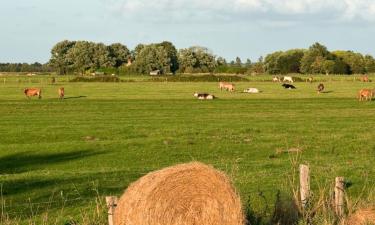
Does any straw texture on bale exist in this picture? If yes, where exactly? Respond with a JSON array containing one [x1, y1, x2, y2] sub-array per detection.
[[114, 162, 244, 225], [345, 207, 375, 225]]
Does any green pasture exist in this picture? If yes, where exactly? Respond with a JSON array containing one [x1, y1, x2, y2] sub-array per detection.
[[0, 75, 375, 224]]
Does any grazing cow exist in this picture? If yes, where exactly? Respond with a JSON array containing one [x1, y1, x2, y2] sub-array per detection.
[[243, 88, 260, 93], [358, 89, 373, 101], [282, 84, 296, 89], [272, 76, 281, 82], [194, 92, 215, 100], [58, 87, 65, 99], [219, 82, 235, 92], [283, 76, 294, 83], [317, 83, 325, 93], [361, 76, 370, 82], [24, 88, 42, 99], [307, 77, 314, 83]]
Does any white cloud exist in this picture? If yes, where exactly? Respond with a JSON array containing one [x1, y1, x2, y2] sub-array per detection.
[[105, 0, 375, 23]]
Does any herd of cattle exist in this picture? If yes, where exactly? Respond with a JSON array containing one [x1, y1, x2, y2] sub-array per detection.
[[22, 76, 374, 101], [193, 75, 374, 101]]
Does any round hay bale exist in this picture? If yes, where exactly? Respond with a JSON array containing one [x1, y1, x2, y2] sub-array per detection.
[[114, 162, 244, 225], [345, 207, 375, 225]]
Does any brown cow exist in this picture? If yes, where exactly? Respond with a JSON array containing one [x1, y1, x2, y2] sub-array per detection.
[[58, 87, 65, 99], [24, 88, 42, 99], [361, 76, 370, 82], [317, 83, 324, 93], [358, 89, 373, 101], [219, 82, 235, 92]]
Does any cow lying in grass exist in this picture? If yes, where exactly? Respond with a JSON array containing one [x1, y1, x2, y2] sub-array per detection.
[[219, 82, 235, 92], [243, 88, 260, 93], [317, 83, 324, 93], [282, 84, 296, 89], [24, 88, 42, 99], [194, 93, 215, 100], [358, 89, 373, 101]]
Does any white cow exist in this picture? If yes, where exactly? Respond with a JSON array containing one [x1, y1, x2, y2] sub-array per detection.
[[272, 76, 281, 82], [243, 88, 260, 93], [283, 76, 294, 83]]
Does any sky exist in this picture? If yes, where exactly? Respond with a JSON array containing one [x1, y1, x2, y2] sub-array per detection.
[[1, 0, 375, 63]]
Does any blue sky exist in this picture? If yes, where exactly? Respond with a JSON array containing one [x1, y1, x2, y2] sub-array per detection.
[[1, 0, 375, 63]]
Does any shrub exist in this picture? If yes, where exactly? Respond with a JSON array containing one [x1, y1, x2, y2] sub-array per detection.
[[149, 74, 248, 82], [69, 76, 120, 82]]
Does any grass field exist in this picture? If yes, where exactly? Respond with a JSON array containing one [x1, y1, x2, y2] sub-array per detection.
[[0, 75, 375, 224]]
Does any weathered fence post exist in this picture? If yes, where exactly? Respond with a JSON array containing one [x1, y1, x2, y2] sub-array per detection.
[[106, 196, 118, 225], [299, 164, 310, 209], [335, 177, 345, 217]]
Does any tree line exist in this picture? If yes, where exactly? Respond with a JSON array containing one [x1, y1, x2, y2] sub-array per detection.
[[0, 62, 52, 73], [1, 41, 374, 75], [264, 43, 375, 75]]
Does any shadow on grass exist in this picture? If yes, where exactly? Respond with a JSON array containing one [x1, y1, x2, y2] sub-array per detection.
[[244, 190, 300, 225], [0, 150, 104, 174], [1, 169, 143, 220], [63, 96, 87, 100]]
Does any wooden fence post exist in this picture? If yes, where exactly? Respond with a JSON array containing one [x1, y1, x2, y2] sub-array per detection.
[[106, 196, 118, 225], [335, 177, 345, 217], [299, 164, 310, 209]]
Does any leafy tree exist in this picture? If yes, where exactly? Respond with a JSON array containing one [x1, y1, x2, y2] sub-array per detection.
[[49, 40, 76, 75], [216, 57, 227, 66], [157, 41, 179, 74], [109, 43, 130, 67], [322, 60, 336, 75], [133, 44, 170, 74], [93, 43, 115, 69], [264, 51, 283, 74], [300, 42, 332, 74], [333, 51, 366, 74], [178, 46, 216, 73], [65, 41, 96, 75], [235, 57, 242, 67], [245, 59, 252, 68], [264, 49, 304, 74], [132, 44, 145, 60], [364, 55, 375, 73]]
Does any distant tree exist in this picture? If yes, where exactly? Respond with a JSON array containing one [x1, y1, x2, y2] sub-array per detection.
[[93, 43, 115, 69], [245, 59, 252, 68], [333, 51, 366, 74], [235, 57, 242, 67], [132, 44, 145, 60], [300, 42, 332, 74], [264, 49, 304, 74], [216, 57, 227, 66], [178, 46, 216, 73], [133, 44, 170, 74], [364, 55, 375, 73], [322, 60, 336, 75], [65, 41, 96, 75], [157, 41, 179, 74], [264, 51, 283, 74], [108, 43, 130, 67], [49, 40, 76, 75], [248, 56, 265, 74]]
